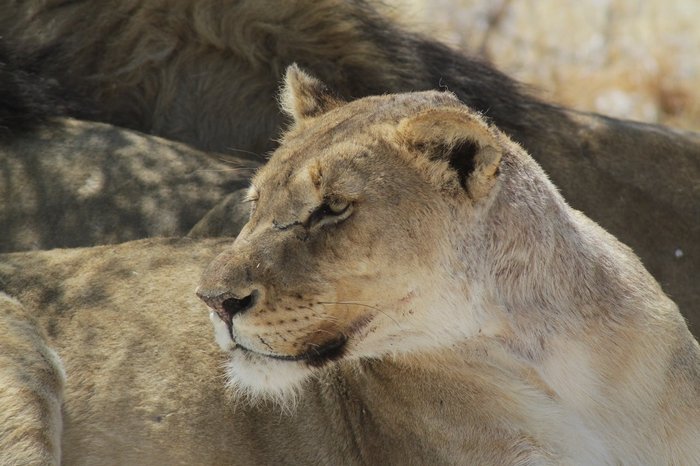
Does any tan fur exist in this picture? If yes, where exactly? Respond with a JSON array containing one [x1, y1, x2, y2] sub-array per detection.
[[2, 0, 698, 334], [0, 118, 257, 252], [0, 293, 64, 466], [1, 66, 698, 466], [198, 68, 700, 463]]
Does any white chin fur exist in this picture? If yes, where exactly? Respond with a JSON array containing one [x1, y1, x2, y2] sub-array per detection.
[[224, 350, 313, 407], [209, 311, 313, 406]]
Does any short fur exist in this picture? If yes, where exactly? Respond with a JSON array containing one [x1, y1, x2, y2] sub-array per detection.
[[0, 293, 64, 466], [1, 0, 698, 333], [2, 73, 695, 464], [196, 71, 700, 463], [0, 118, 257, 252]]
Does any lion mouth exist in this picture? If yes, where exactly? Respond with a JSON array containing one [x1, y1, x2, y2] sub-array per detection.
[[237, 335, 348, 367]]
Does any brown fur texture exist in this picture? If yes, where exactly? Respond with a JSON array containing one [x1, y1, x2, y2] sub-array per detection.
[[0, 293, 64, 466], [187, 189, 253, 240], [198, 69, 700, 463], [2, 74, 697, 464], [0, 238, 560, 465], [0, 118, 257, 252], [1, 0, 698, 334]]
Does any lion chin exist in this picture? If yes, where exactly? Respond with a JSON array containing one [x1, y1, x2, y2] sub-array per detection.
[[209, 311, 318, 404]]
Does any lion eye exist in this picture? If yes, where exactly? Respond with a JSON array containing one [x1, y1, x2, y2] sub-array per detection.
[[326, 199, 349, 215], [307, 199, 352, 228]]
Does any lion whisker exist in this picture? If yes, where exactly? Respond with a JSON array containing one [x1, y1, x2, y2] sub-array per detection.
[[317, 301, 403, 330], [223, 147, 265, 159], [188, 168, 257, 173]]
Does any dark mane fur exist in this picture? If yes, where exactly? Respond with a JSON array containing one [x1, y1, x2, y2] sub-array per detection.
[[0, 0, 550, 153], [0, 44, 69, 139]]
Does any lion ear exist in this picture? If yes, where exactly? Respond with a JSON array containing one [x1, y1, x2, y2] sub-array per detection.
[[397, 107, 503, 199], [280, 64, 344, 122]]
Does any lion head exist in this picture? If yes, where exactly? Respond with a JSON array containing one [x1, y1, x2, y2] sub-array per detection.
[[197, 65, 510, 400]]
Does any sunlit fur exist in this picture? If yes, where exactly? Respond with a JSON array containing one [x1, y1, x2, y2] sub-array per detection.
[[2, 67, 698, 464], [0, 293, 65, 466], [197, 67, 700, 463]]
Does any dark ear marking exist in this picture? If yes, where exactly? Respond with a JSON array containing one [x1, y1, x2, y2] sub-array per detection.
[[444, 140, 479, 190], [397, 106, 502, 198]]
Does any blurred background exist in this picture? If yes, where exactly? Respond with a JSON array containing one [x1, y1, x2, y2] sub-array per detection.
[[394, 0, 700, 131]]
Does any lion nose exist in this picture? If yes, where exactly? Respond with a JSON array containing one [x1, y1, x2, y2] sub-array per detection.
[[196, 289, 259, 323]]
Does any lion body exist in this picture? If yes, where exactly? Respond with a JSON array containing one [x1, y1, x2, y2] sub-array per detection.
[[2, 78, 696, 464], [6, 237, 696, 465], [1, 239, 575, 465], [0, 117, 256, 252], [197, 72, 700, 463]]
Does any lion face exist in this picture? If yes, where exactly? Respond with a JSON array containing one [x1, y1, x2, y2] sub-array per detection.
[[197, 65, 504, 399]]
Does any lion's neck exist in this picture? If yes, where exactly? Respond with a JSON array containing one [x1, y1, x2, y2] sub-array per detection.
[[473, 154, 659, 348], [297, 159, 687, 463], [432, 153, 685, 461]]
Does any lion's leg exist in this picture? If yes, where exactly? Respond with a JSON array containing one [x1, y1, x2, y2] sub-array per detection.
[[0, 292, 65, 466]]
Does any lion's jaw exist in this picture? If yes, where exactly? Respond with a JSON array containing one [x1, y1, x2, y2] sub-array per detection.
[[209, 310, 318, 402], [203, 244, 486, 401]]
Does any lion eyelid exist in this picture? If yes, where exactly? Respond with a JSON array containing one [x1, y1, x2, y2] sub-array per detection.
[[305, 199, 353, 229]]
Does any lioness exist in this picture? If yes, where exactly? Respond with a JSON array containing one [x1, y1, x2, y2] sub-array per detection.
[[197, 66, 700, 463], [2, 67, 697, 464]]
